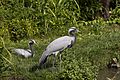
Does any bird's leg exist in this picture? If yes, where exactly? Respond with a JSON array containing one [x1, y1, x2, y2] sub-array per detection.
[[59, 51, 63, 71], [53, 54, 56, 68], [60, 53, 62, 71]]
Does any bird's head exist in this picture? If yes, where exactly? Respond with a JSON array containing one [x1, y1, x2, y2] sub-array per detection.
[[68, 27, 79, 36], [29, 39, 36, 45]]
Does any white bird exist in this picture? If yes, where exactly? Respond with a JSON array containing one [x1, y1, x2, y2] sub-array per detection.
[[13, 39, 36, 58], [39, 27, 79, 69]]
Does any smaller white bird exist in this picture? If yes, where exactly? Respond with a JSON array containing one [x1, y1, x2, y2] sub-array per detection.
[[13, 39, 36, 58]]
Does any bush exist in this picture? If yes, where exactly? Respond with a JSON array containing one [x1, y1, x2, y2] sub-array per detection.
[[58, 59, 98, 80], [111, 5, 120, 18]]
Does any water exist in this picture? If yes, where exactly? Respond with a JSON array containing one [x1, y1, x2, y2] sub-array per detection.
[[97, 67, 120, 80]]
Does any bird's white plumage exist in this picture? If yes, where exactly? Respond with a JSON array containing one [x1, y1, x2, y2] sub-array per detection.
[[14, 49, 32, 58], [46, 36, 75, 53]]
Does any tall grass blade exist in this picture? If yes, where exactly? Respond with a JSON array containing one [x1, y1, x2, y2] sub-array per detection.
[[73, 0, 80, 12], [1, 37, 12, 60], [58, 0, 63, 5], [47, 7, 57, 19], [0, 54, 16, 72], [50, 0, 56, 7]]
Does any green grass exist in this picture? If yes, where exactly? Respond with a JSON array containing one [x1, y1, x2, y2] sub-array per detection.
[[1, 25, 120, 80], [0, 0, 120, 79]]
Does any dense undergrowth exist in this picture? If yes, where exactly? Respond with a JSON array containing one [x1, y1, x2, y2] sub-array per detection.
[[0, 0, 120, 80], [1, 25, 120, 80]]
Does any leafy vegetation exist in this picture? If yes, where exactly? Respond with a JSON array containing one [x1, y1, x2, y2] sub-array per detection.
[[0, 0, 120, 80]]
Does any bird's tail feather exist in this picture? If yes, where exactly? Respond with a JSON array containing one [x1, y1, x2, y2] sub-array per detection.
[[39, 51, 49, 67]]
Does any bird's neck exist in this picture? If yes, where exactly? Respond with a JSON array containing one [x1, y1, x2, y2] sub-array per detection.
[[69, 31, 76, 37], [69, 34, 76, 44], [29, 44, 34, 56], [69, 33, 76, 37], [73, 35, 76, 43]]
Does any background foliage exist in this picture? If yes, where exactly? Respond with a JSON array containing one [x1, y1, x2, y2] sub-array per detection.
[[0, 0, 120, 80]]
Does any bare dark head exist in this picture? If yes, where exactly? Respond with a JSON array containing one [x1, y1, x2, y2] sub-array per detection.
[[29, 39, 36, 45], [68, 27, 79, 36]]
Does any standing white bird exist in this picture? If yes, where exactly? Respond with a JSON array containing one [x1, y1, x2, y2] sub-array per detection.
[[13, 39, 36, 58], [39, 27, 79, 69]]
